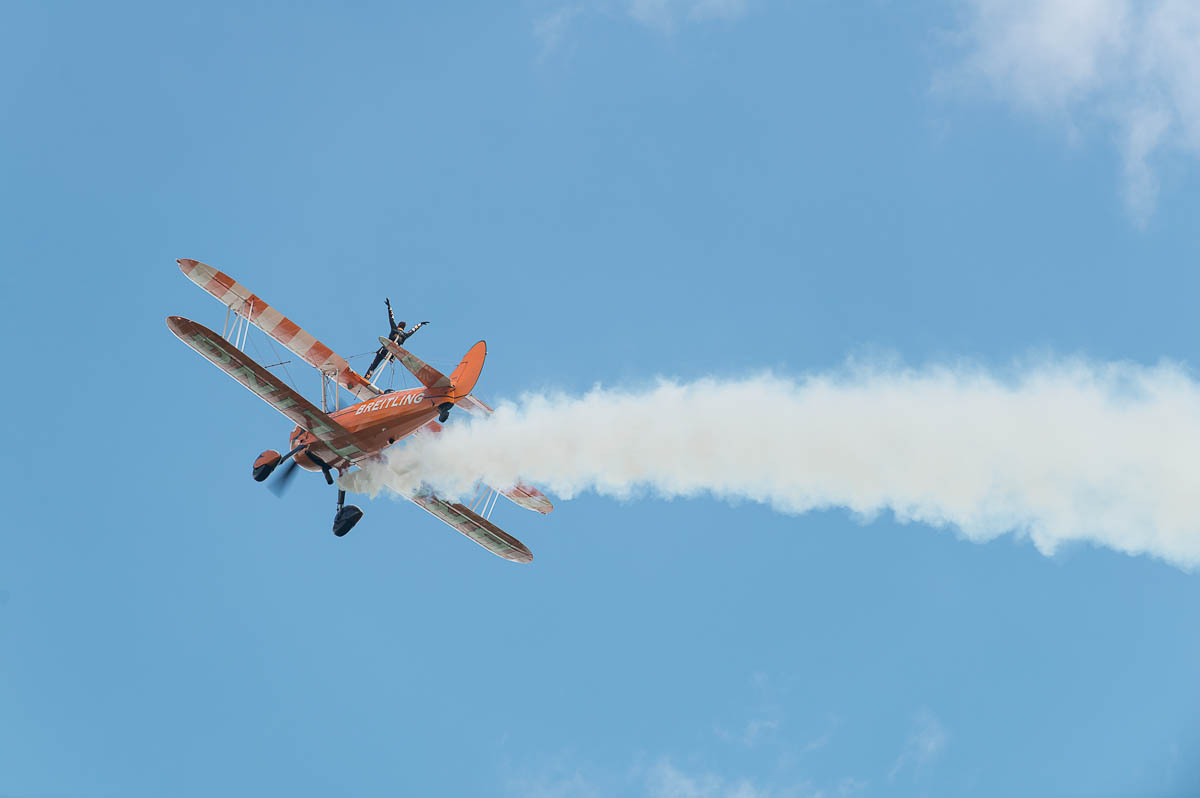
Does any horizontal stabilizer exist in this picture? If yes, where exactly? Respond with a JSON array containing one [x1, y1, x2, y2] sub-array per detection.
[[455, 394, 495, 417], [378, 338, 452, 392]]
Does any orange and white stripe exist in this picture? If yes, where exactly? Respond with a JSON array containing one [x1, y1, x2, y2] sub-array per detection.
[[177, 259, 381, 402]]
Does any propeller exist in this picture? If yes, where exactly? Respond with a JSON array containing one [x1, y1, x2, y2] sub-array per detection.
[[267, 444, 335, 496], [268, 443, 307, 496]]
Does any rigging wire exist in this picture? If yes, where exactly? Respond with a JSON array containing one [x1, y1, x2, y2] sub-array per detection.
[[266, 335, 300, 393], [244, 321, 300, 393], [473, 484, 487, 512]]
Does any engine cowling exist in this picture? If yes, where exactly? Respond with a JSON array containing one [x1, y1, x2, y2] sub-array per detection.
[[293, 449, 326, 472]]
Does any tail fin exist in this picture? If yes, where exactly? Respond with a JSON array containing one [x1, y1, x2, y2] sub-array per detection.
[[377, 338, 486, 399], [449, 341, 486, 397]]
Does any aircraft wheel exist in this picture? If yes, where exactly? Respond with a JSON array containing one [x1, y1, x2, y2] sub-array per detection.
[[333, 505, 364, 537]]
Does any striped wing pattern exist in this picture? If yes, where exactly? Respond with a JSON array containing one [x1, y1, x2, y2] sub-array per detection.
[[178, 258, 381, 402], [410, 491, 534, 563]]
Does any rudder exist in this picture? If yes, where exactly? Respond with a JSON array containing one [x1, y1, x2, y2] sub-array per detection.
[[450, 340, 486, 397]]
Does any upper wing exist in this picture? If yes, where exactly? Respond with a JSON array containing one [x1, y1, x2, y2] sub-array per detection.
[[410, 490, 534, 563], [177, 258, 382, 402], [453, 395, 555, 514], [167, 316, 373, 463]]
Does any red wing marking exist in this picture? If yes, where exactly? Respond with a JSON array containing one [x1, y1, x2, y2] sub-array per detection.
[[274, 317, 301, 344], [306, 341, 334, 364], [206, 271, 235, 295], [177, 259, 381, 402]]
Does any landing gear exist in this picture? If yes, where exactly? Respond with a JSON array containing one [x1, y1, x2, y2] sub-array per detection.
[[333, 489, 363, 537], [437, 401, 453, 423]]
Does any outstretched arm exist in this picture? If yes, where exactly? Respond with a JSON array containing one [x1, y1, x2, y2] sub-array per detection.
[[386, 298, 398, 332], [397, 320, 430, 344]]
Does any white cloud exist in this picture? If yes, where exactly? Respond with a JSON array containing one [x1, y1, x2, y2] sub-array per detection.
[[685, 0, 751, 24], [630, 0, 749, 31], [645, 760, 807, 798], [836, 778, 867, 797], [888, 708, 948, 781], [948, 0, 1129, 111], [643, 761, 866, 798], [507, 762, 606, 798], [646, 761, 725, 798], [510, 745, 867, 798], [534, 5, 584, 56], [534, 0, 750, 48], [628, 0, 677, 30], [944, 0, 1200, 222], [715, 718, 781, 747], [801, 730, 831, 753]]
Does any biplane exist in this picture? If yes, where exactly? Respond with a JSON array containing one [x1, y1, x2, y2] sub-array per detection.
[[166, 259, 551, 563]]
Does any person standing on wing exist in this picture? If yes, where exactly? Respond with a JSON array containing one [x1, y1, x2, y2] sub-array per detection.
[[364, 298, 429, 380]]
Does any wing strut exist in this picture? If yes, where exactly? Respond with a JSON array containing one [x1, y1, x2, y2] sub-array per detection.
[[177, 259, 382, 402], [167, 315, 372, 464]]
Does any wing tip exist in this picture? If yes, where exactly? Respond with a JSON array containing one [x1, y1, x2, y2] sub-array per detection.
[[165, 314, 189, 335], [505, 544, 535, 564], [505, 484, 555, 515]]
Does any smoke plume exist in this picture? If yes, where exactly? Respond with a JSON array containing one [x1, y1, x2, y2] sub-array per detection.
[[340, 358, 1200, 568]]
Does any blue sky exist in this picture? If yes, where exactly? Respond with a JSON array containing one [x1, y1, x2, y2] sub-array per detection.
[[4, 1, 1200, 795]]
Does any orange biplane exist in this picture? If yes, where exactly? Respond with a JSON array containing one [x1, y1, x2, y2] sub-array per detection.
[[166, 259, 551, 563]]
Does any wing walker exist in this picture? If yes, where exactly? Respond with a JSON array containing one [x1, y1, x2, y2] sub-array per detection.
[[166, 259, 552, 564]]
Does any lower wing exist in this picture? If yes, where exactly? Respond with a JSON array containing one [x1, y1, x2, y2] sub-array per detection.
[[167, 316, 373, 464], [410, 490, 534, 563]]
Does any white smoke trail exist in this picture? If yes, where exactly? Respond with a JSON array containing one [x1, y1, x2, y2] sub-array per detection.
[[340, 358, 1200, 569]]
